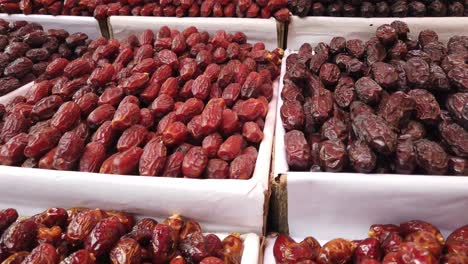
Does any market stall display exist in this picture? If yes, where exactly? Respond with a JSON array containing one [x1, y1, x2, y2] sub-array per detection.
[[279, 20, 467, 175], [0, 2, 467, 263], [0, 207, 249, 263], [267, 220, 468, 264], [0, 18, 91, 96]]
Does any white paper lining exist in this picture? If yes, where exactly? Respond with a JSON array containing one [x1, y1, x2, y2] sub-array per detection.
[[287, 16, 468, 49], [108, 16, 279, 50], [286, 172, 468, 240], [0, 76, 279, 235], [0, 82, 33, 104], [273, 49, 292, 177], [274, 17, 468, 242], [239, 233, 261, 264], [0, 14, 102, 40]]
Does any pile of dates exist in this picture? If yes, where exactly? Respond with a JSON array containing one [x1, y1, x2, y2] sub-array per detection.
[[281, 20, 468, 175], [0, 207, 244, 263], [1, 0, 291, 22], [274, 220, 468, 264], [1, 0, 108, 16], [0, 19, 91, 96], [0, 26, 282, 179], [93, 0, 290, 22], [288, 0, 467, 17]]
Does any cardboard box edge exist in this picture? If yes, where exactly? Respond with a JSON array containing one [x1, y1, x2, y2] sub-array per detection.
[[268, 173, 288, 234]]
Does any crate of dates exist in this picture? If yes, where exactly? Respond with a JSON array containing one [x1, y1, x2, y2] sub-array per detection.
[[264, 220, 468, 264], [272, 20, 468, 239], [287, 0, 468, 18], [0, 17, 97, 98], [108, 16, 281, 50], [0, 0, 291, 23], [95, 0, 291, 22], [0, 14, 102, 40], [286, 17, 468, 50], [0, 207, 260, 263], [0, 0, 105, 17], [0, 24, 283, 234]]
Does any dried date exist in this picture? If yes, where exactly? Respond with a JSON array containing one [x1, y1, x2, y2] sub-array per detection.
[[280, 100, 304, 131], [284, 130, 310, 170], [404, 57, 431, 88], [355, 77, 383, 105], [319, 139, 347, 172], [79, 142, 107, 173], [348, 140, 377, 173], [53, 131, 85, 170], [446, 93, 468, 129], [0, 133, 28, 166], [378, 91, 414, 129], [139, 137, 167, 176], [182, 146, 208, 178], [100, 147, 143, 175], [51, 101, 81, 133], [24, 126, 61, 159], [352, 113, 397, 155], [408, 89, 440, 124], [0, 219, 37, 253], [412, 139, 448, 175], [84, 216, 125, 257]]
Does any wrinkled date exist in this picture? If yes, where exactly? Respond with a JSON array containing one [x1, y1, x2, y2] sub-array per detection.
[[284, 130, 311, 170], [352, 113, 397, 155], [319, 139, 347, 172], [348, 140, 377, 173], [281, 20, 466, 175], [414, 139, 449, 175]]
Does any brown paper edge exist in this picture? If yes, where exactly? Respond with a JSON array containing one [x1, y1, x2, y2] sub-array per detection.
[[97, 18, 110, 39], [268, 173, 288, 234], [258, 235, 266, 264], [276, 21, 288, 49]]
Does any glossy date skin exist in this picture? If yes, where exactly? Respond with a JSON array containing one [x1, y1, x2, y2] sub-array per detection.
[[0, 209, 241, 264], [273, 234, 321, 264], [0, 219, 37, 254], [274, 221, 468, 264], [281, 20, 468, 175]]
